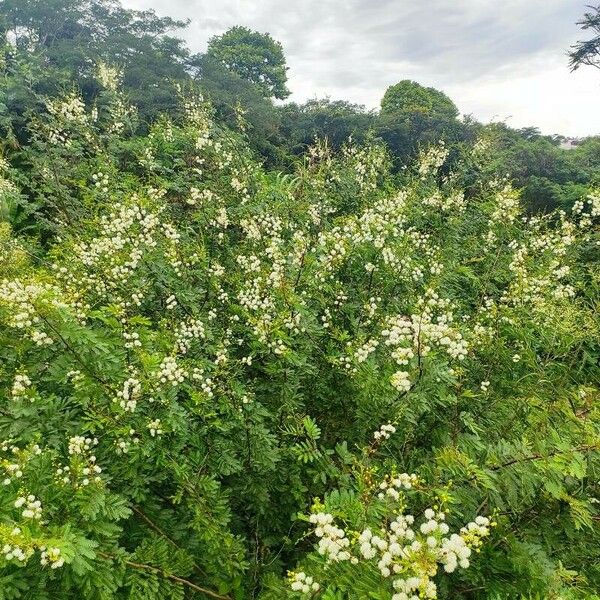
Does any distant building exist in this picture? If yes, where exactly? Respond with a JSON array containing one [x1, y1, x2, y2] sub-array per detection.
[[559, 138, 584, 150]]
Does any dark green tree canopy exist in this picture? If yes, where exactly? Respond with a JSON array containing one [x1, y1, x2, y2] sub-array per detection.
[[0, 0, 198, 124], [569, 4, 600, 71], [205, 25, 290, 100], [278, 99, 376, 155], [380, 79, 459, 120], [376, 80, 463, 169]]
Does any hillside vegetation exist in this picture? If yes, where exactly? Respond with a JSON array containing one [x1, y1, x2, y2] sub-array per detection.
[[0, 1, 599, 599]]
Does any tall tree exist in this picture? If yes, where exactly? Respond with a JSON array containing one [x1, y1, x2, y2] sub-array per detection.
[[0, 0, 198, 130], [376, 80, 463, 168], [569, 4, 600, 71], [205, 26, 290, 100], [380, 79, 458, 120], [278, 99, 376, 156]]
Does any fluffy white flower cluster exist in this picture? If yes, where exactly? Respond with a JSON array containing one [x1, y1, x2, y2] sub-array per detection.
[[60, 436, 102, 487], [377, 473, 419, 501], [2, 530, 30, 563], [11, 373, 32, 400], [490, 182, 520, 224], [46, 92, 87, 124], [123, 330, 142, 349], [0, 279, 59, 345], [147, 419, 162, 437], [14, 494, 42, 520], [500, 217, 579, 308], [573, 191, 600, 220], [390, 370, 411, 392], [68, 436, 98, 455], [380, 293, 468, 394], [422, 190, 465, 213], [355, 338, 380, 364], [418, 143, 448, 179], [305, 479, 492, 600], [309, 512, 352, 562], [289, 571, 320, 595], [343, 143, 387, 192], [45, 91, 91, 148], [115, 377, 141, 412], [175, 318, 205, 354], [92, 171, 109, 193], [393, 576, 437, 600], [156, 356, 186, 386], [70, 202, 160, 296], [439, 516, 490, 573], [1, 441, 42, 485], [166, 295, 178, 310], [97, 62, 123, 92], [40, 546, 65, 569], [187, 186, 215, 206], [192, 367, 214, 398], [373, 423, 396, 441]]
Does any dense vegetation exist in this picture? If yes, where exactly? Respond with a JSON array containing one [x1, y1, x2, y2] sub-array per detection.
[[0, 2, 599, 599]]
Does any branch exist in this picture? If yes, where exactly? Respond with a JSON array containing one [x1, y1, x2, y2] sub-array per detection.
[[131, 505, 206, 576], [488, 444, 598, 472], [98, 551, 230, 600]]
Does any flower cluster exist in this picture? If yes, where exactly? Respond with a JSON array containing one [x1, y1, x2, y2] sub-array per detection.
[[40, 546, 65, 569], [11, 373, 32, 400], [418, 143, 448, 179], [0, 279, 62, 345], [1, 441, 42, 486], [115, 377, 141, 412], [301, 487, 492, 599], [97, 62, 123, 92], [2, 528, 30, 564], [373, 423, 396, 441], [14, 494, 42, 520], [289, 571, 320, 595], [58, 436, 102, 488], [309, 512, 352, 562], [156, 356, 186, 386]]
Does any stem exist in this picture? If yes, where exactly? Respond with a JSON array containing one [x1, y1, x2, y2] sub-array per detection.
[[98, 551, 230, 600]]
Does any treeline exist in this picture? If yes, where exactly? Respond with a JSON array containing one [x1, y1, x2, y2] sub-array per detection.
[[0, 0, 599, 216]]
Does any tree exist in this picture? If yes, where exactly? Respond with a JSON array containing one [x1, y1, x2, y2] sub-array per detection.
[[0, 0, 199, 132], [278, 99, 376, 156], [197, 54, 284, 165], [1, 79, 599, 598], [205, 26, 290, 100], [376, 80, 463, 168], [569, 4, 600, 71], [380, 80, 459, 121]]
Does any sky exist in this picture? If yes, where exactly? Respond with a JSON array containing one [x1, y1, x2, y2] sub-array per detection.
[[121, 0, 600, 137]]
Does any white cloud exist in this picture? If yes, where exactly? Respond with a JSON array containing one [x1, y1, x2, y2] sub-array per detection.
[[122, 0, 600, 136]]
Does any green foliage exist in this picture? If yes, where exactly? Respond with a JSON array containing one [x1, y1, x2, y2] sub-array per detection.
[[380, 81, 458, 121], [0, 2, 598, 597], [0, 0, 197, 138], [278, 99, 376, 157], [377, 80, 464, 169], [0, 71, 597, 600], [569, 4, 600, 71], [206, 26, 290, 100], [475, 124, 600, 213]]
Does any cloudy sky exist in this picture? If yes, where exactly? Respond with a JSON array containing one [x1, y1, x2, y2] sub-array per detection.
[[121, 0, 600, 136]]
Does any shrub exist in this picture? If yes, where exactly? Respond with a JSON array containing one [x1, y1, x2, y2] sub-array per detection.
[[0, 70, 598, 599]]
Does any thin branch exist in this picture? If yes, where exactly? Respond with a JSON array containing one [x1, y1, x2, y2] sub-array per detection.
[[131, 505, 206, 576], [98, 551, 230, 600], [488, 444, 598, 472]]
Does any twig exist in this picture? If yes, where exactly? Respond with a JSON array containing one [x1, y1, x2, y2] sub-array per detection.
[[98, 551, 230, 600]]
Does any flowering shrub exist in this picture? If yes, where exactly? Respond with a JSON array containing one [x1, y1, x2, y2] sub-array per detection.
[[0, 70, 598, 598], [285, 472, 494, 599]]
